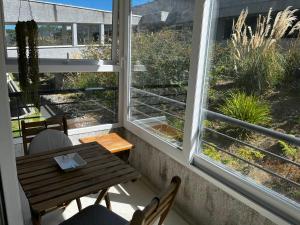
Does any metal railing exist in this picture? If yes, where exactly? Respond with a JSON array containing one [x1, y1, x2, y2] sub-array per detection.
[[10, 86, 118, 137], [130, 87, 300, 197]]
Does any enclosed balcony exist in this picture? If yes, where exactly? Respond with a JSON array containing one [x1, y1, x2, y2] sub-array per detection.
[[0, 0, 299, 225]]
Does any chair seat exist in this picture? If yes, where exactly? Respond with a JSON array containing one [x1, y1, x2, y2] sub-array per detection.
[[59, 205, 129, 225]]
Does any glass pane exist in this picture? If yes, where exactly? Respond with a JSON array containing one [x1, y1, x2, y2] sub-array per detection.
[[3, 0, 113, 59], [129, 0, 195, 147], [8, 72, 118, 138], [78, 24, 100, 45], [38, 24, 72, 46], [199, 0, 300, 204]]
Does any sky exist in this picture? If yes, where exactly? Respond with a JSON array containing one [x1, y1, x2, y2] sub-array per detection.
[[40, 0, 152, 11]]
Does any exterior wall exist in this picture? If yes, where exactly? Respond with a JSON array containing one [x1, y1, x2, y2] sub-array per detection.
[[7, 46, 86, 59], [3, 0, 112, 24], [123, 130, 277, 225]]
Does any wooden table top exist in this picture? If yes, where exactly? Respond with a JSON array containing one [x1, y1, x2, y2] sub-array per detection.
[[79, 133, 134, 154], [16, 142, 140, 212]]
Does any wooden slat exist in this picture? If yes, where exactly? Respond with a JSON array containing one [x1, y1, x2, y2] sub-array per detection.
[[32, 171, 139, 211], [22, 159, 123, 190], [17, 142, 99, 164], [17, 142, 140, 213], [18, 153, 115, 180], [23, 121, 46, 128], [19, 156, 120, 185], [23, 127, 46, 137], [28, 165, 133, 198], [28, 168, 136, 204], [17, 148, 105, 174]]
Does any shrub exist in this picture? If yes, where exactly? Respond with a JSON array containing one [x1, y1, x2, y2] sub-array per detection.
[[285, 38, 300, 83], [219, 92, 271, 126], [234, 48, 285, 93], [131, 29, 192, 87], [231, 7, 300, 93], [209, 43, 235, 84]]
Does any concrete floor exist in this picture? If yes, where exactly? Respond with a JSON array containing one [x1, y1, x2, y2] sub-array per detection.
[[26, 180, 190, 225]]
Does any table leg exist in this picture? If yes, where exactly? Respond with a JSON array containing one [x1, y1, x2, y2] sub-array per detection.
[[94, 189, 109, 205], [104, 193, 112, 210], [76, 198, 82, 211], [30, 208, 41, 225]]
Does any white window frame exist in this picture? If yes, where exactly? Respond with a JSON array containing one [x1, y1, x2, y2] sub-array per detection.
[[121, 0, 300, 224], [4, 0, 121, 135]]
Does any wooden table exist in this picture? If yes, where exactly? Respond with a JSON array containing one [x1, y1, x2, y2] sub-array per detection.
[[16, 142, 140, 225], [79, 133, 134, 154]]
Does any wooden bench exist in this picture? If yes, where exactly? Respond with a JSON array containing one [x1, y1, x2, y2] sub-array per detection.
[[79, 133, 134, 160]]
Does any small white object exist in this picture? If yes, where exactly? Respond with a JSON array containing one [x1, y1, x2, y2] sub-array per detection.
[[54, 153, 87, 172]]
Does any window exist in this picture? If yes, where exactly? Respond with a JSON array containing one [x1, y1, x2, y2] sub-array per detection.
[[78, 24, 101, 45], [9, 72, 118, 137], [4, 0, 118, 138], [196, 0, 300, 217], [5, 23, 72, 47], [5, 24, 16, 47], [38, 24, 72, 46], [104, 25, 113, 44], [128, 0, 195, 147]]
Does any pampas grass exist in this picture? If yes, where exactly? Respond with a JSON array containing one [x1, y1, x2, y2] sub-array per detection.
[[231, 7, 300, 93]]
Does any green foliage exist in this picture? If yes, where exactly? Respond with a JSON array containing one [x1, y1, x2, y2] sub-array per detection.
[[236, 147, 265, 162], [219, 92, 271, 126], [278, 141, 298, 160], [203, 144, 222, 161], [63, 72, 117, 89], [131, 29, 191, 87], [209, 43, 235, 84], [79, 43, 111, 60], [234, 48, 285, 94], [285, 39, 300, 83]]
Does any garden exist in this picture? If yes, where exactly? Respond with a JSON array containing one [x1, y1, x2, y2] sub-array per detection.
[[131, 7, 300, 203]]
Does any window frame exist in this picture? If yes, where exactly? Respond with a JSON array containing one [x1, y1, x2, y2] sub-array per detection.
[[5, 0, 121, 136], [121, 0, 300, 224]]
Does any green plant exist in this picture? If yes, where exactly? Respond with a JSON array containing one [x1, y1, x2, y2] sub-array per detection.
[[131, 29, 191, 88], [231, 7, 300, 93], [285, 38, 300, 83], [219, 92, 271, 126], [236, 147, 265, 162], [209, 43, 235, 84], [234, 48, 285, 93], [203, 144, 222, 161], [16, 20, 40, 108], [278, 141, 298, 160]]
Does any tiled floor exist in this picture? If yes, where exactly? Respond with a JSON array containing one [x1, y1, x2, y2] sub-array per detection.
[[23, 180, 190, 225]]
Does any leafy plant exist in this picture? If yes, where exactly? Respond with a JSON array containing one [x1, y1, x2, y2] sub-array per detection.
[[219, 92, 271, 126], [131, 29, 191, 88], [278, 141, 298, 160], [203, 144, 222, 162], [285, 38, 300, 83], [236, 147, 265, 162]]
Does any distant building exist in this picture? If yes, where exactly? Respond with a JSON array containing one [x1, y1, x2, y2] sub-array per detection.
[[3, 0, 140, 59]]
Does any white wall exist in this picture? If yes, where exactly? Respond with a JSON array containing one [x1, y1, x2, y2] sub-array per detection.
[[0, 0, 23, 224]]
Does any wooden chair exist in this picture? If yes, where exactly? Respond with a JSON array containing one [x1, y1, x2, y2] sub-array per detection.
[[59, 176, 182, 225], [21, 115, 82, 212], [21, 115, 68, 155]]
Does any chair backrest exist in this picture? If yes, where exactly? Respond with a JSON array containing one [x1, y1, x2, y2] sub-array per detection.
[[130, 176, 181, 225], [21, 115, 68, 155], [28, 129, 73, 155]]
